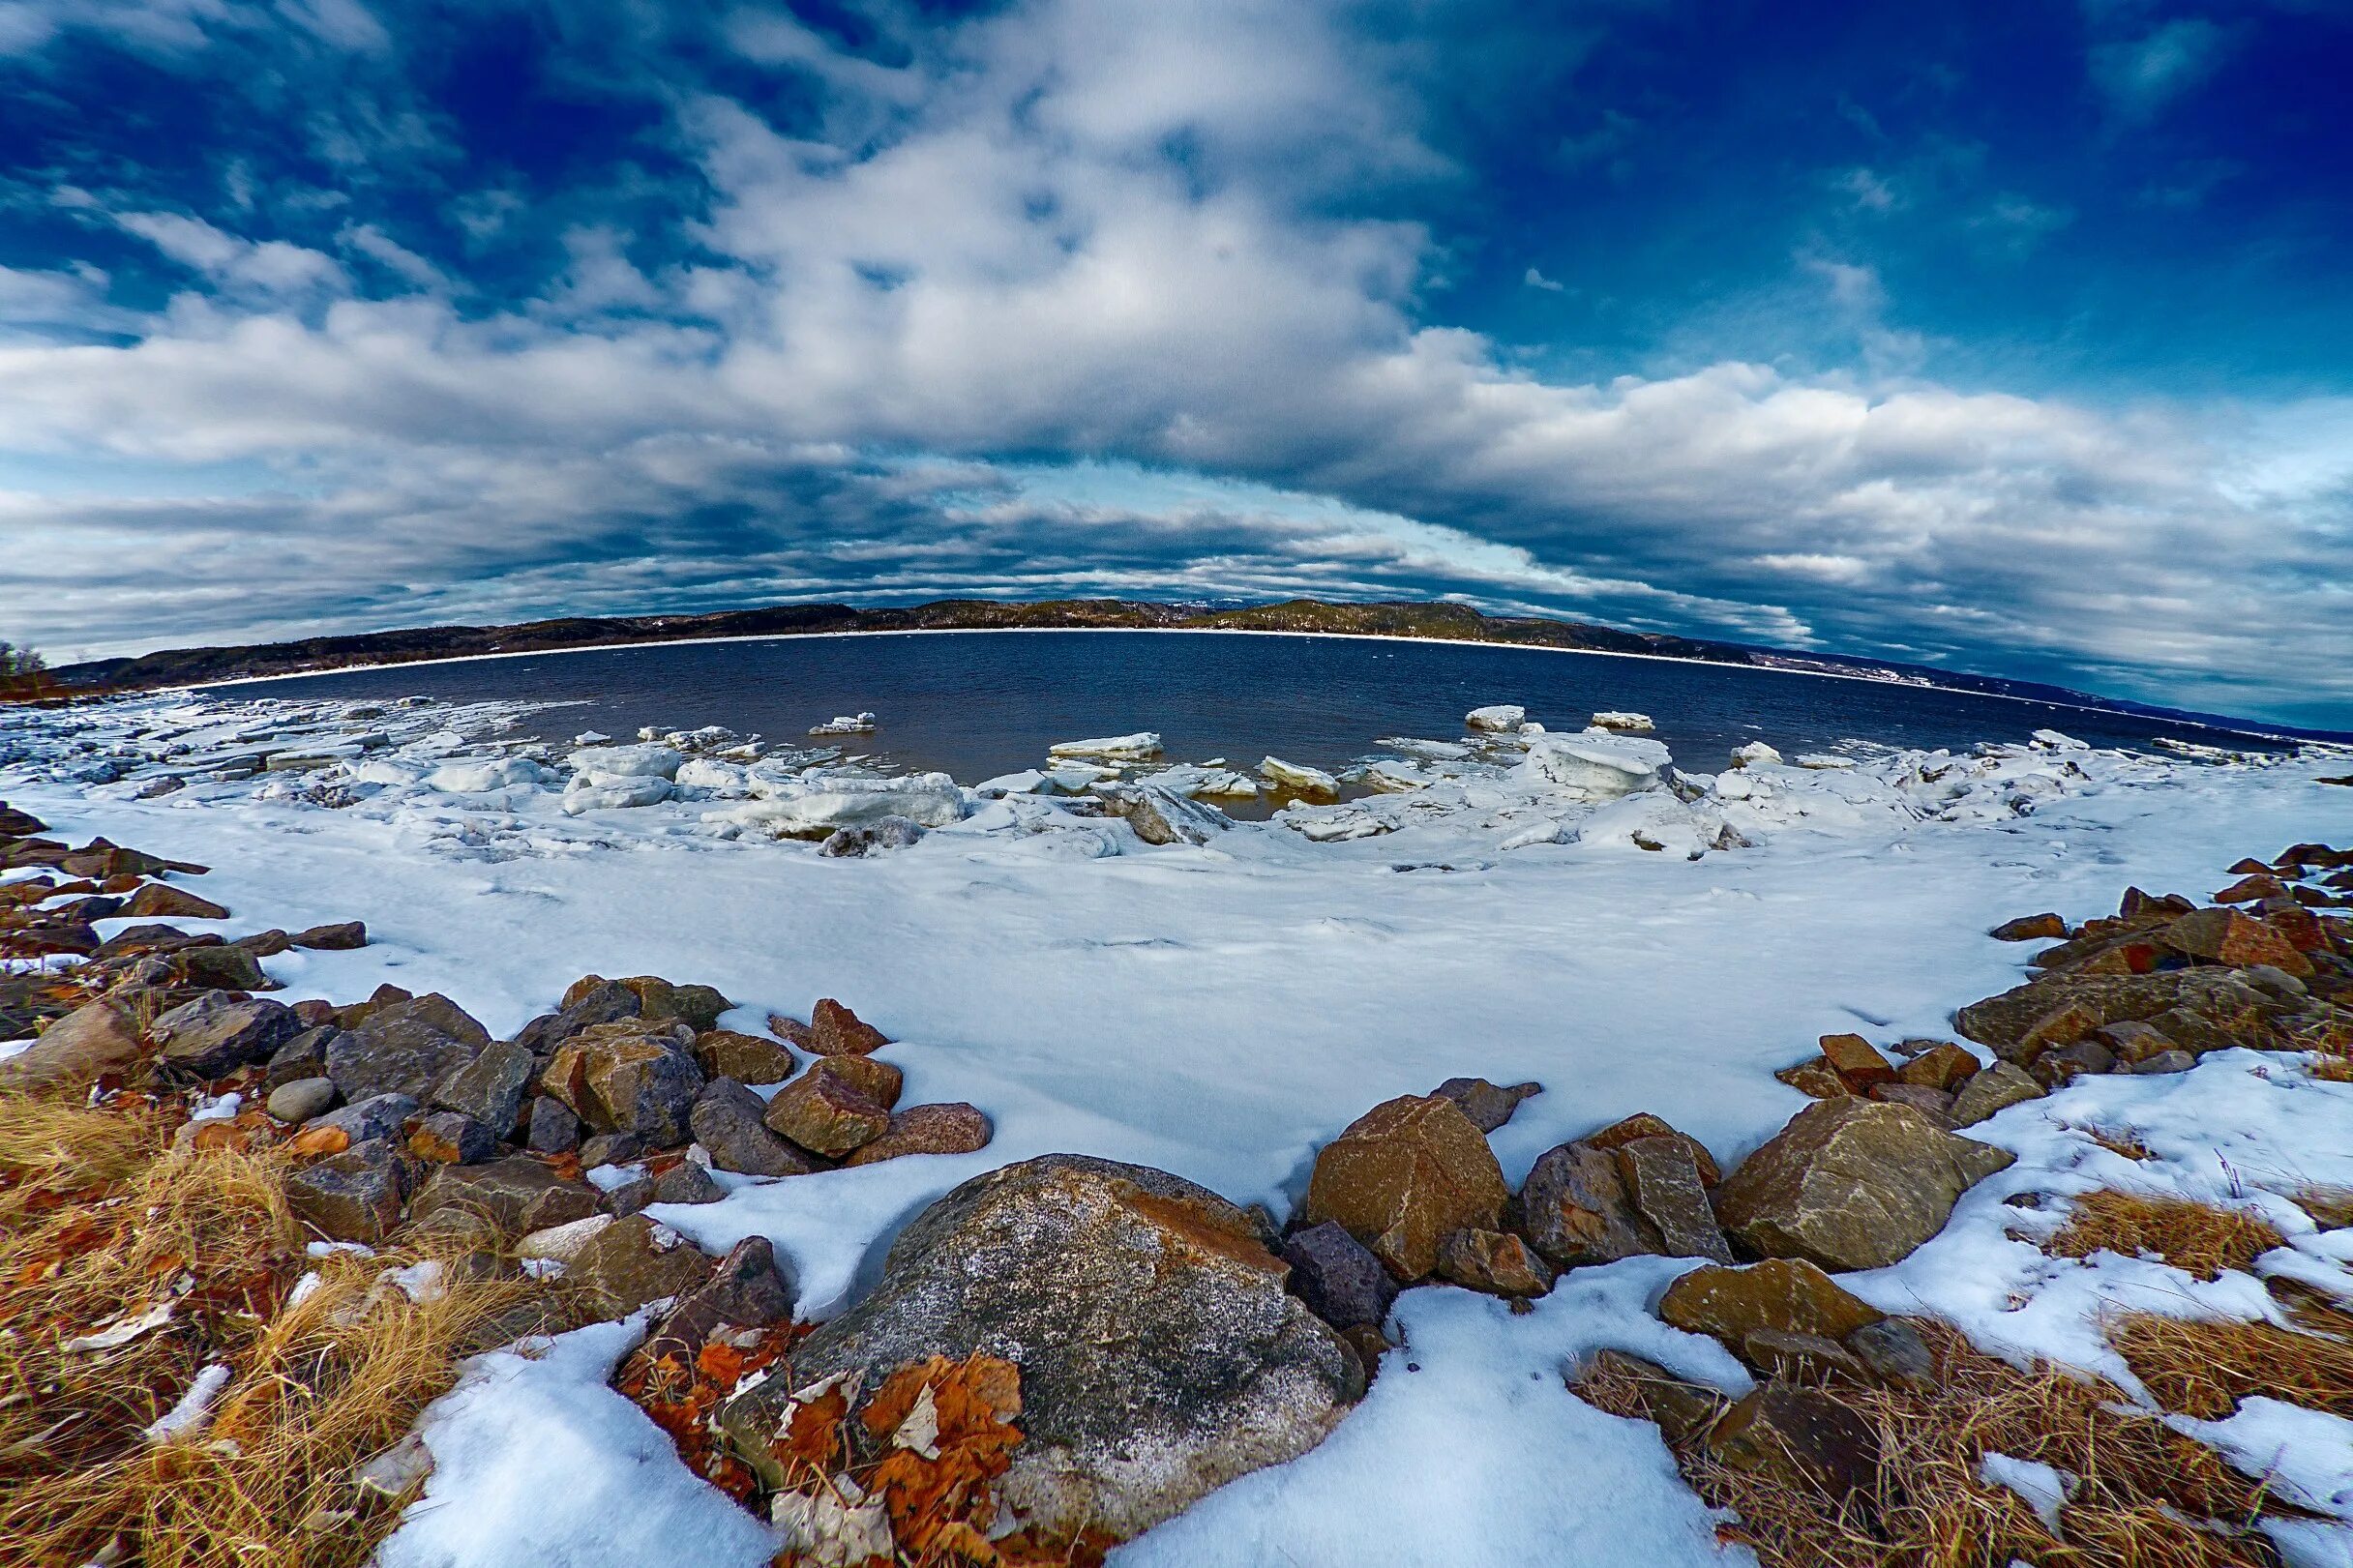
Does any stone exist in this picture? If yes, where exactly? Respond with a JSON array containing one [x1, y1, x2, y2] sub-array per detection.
[[1742, 1329, 1866, 1386], [642, 1236, 797, 1364], [2214, 874, 2289, 904], [515, 1214, 613, 1265], [121, 882, 229, 921], [1659, 1259, 1884, 1346], [1298, 1095, 1511, 1282], [690, 1079, 819, 1177], [1615, 1137, 1734, 1262], [1280, 1220, 1399, 1330], [152, 992, 300, 1079], [267, 1077, 338, 1123], [1430, 1077, 1543, 1133], [1846, 1317, 1938, 1391], [2127, 1049, 2198, 1075], [513, 979, 640, 1054], [765, 1013, 816, 1050], [431, 1039, 535, 1135], [840, 1102, 995, 1167], [692, 1028, 796, 1084], [524, 1095, 581, 1154], [1817, 1033, 1895, 1091], [335, 983, 412, 1030], [291, 920, 368, 950], [579, 1132, 645, 1169], [717, 1155, 1358, 1543], [93, 923, 209, 959], [1713, 1100, 2015, 1272], [2159, 907, 2311, 976], [1907, 1042, 1993, 1086], [1948, 1060, 2044, 1126], [567, 1214, 715, 1317], [328, 1004, 481, 1103], [651, 1161, 725, 1205], [1868, 1083, 1955, 1126], [1706, 1383, 1881, 1499], [290, 999, 338, 1029], [601, 1173, 657, 1218], [174, 944, 272, 991], [2031, 1039, 2115, 1088], [286, 1139, 409, 1244], [408, 1110, 497, 1165], [544, 1023, 704, 1144], [1516, 1141, 1650, 1269], [409, 1155, 601, 1237], [761, 1063, 891, 1157], [809, 996, 890, 1056], [305, 1092, 420, 1149], [808, 1050, 902, 1109], [1577, 1350, 1726, 1445], [1990, 912, 2068, 941], [1954, 969, 2260, 1058], [1092, 784, 1228, 847], [234, 930, 291, 957], [0, 994, 146, 1094], [1774, 1058, 1852, 1099], [1434, 1228, 1556, 1296], [613, 976, 732, 1032], [1577, 1113, 1723, 1186]]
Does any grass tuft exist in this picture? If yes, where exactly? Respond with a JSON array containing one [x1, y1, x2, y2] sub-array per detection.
[[2044, 1189, 2285, 1281], [2109, 1301, 2353, 1422]]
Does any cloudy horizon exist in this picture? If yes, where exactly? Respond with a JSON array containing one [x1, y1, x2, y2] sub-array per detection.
[[2, 1, 2349, 725]]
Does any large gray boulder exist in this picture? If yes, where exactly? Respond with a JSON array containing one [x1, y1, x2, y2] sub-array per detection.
[[153, 993, 300, 1079], [328, 996, 485, 1103], [717, 1154, 1359, 1543]]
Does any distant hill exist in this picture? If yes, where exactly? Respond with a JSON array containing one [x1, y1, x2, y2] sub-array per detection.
[[45, 595, 2351, 744]]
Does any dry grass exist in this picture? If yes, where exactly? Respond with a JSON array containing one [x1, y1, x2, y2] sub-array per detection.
[[0, 1084, 568, 1568], [2044, 1190, 2286, 1281], [2109, 1300, 2353, 1422], [2290, 1185, 2353, 1230], [1578, 1321, 2287, 1568], [2081, 1127, 2152, 1162]]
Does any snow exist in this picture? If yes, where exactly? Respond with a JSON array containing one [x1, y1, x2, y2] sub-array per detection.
[[1464, 704, 1526, 733], [142, 1362, 232, 1443], [1590, 711, 1656, 731], [1049, 731, 1164, 760], [7, 688, 2353, 1566], [1259, 755, 1340, 794]]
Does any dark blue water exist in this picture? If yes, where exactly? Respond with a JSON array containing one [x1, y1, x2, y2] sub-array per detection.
[[216, 630, 2295, 783]]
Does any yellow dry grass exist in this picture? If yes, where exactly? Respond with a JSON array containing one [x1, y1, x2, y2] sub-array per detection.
[[0, 1084, 566, 1568], [2108, 1299, 2353, 1422], [2044, 1189, 2285, 1281], [1577, 1321, 2285, 1568]]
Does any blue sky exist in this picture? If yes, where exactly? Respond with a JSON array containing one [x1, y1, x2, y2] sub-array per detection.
[[1, 1, 2349, 724]]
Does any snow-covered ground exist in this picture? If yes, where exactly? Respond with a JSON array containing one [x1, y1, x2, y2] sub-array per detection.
[[6, 691, 2351, 1566]]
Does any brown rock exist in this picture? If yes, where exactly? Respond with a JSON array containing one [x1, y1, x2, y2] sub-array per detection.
[[1658, 1259, 1884, 1346], [1868, 1083, 1955, 1126], [1989, 912, 2068, 941], [291, 920, 368, 950], [1434, 1228, 1556, 1296], [2214, 874, 2289, 904], [809, 996, 889, 1056], [121, 882, 229, 921], [1298, 1095, 1510, 1282], [1774, 1058, 1853, 1100], [761, 1062, 891, 1156], [613, 976, 731, 1031], [1742, 1329, 1867, 1386], [1430, 1077, 1543, 1133], [286, 1139, 409, 1244], [2031, 1039, 2115, 1088], [1516, 1141, 1649, 1269], [689, 1080, 819, 1177], [153, 993, 301, 1079], [764, 1012, 815, 1050], [641, 1236, 796, 1365], [1955, 969, 2262, 1058], [234, 930, 292, 957], [568, 1214, 716, 1317], [1613, 1137, 1733, 1262], [1707, 1383, 1881, 1499], [409, 1155, 601, 1237], [809, 1050, 902, 1109], [1577, 1350, 1726, 1445], [542, 1023, 704, 1143], [1897, 1043, 1979, 1092], [1579, 1112, 1721, 1186], [1948, 1061, 2044, 1126], [2158, 907, 2311, 977], [841, 1102, 995, 1166], [408, 1110, 497, 1165], [692, 1028, 796, 1084], [1713, 1099, 2014, 1271], [0, 994, 147, 1094], [1818, 1033, 1894, 1091]]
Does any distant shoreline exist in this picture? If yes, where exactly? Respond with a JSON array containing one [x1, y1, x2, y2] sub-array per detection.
[[177, 625, 2312, 744]]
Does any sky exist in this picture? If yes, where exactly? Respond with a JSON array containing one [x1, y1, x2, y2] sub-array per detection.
[[0, 1, 2349, 725]]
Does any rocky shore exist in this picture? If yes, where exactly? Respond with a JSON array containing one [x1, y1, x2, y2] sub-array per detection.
[[7, 784, 2350, 1564]]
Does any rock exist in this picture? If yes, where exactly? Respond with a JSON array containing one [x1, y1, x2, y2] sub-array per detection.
[[1868, 1083, 1955, 1126], [1706, 1383, 1882, 1498], [808, 997, 889, 1057], [175, 944, 272, 991], [1430, 1077, 1543, 1133], [408, 1110, 497, 1165], [0, 994, 146, 1094], [2031, 1039, 2115, 1089], [761, 1063, 891, 1156], [601, 1173, 657, 1218], [579, 1132, 645, 1169], [524, 1095, 581, 1154], [1955, 969, 2272, 1059], [121, 883, 229, 921], [1298, 1095, 1511, 1282], [567, 1215, 714, 1317], [1516, 1141, 1650, 1269], [692, 1028, 797, 1084], [808, 1051, 901, 1109], [513, 979, 641, 1054], [1774, 1058, 1853, 1099], [328, 1001, 483, 1103], [291, 920, 368, 950], [1990, 912, 2069, 941], [1093, 784, 1231, 846], [2214, 874, 2290, 904], [690, 1080, 819, 1177], [642, 1236, 797, 1364], [1742, 1329, 1866, 1386], [1577, 1350, 1726, 1445], [409, 1155, 601, 1237], [286, 1139, 409, 1244], [1434, 1228, 1556, 1296], [2127, 1048, 2198, 1075], [717, 1155, 1358, 1543], [1845, 1317, 1937, 1390], [543, 1022, 704, 1143], [1577, 1112, 1722, 1186], [267, 1077, 338, 1123], [290, 999, 338, 1029], [1817, 1033, 1894, 1091], [840, 1102, 995, 1167], [766, 1013, 816, 1050], [651, 1161, 725, 1205], [1280, 1221, 1399, 1330], [234, 930, 291, 957], [1948, 1061, 2044, 1126], [152, 993, 301, 1080], [818, 815, 931, 856], [93, 923, 208, 959], [336, 983, 412, 1030], [1713, 1099, 2015, 1272], [515, 1214, 613, 1265], [1897, 1042, 1979, 1092], [613, 976, 732, 1032], [432, 1040, 535, 1133], [1658, 1259, 1885, 1346], [305, 1092, 420, 1149], [2158, 907, 2312, 976], [1613, 1137, 1734, 1262]]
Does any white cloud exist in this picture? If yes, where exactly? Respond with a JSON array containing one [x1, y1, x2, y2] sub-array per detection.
[[2089, 15, 2233, 120], [1524, 267, 1564, 292]]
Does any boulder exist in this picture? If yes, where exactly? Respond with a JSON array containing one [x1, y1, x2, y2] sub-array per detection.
[[1613, 1137, 1734, 1262], [266, 1077, 338, 1123], [408, 1110, 497, 1166], [409, 1155, 601, 1237], [1706, 1383, 1881, 1499], [1816, 1033, 1893, 1091], [651, 1161, 726, 1205], [291, 920, 368, 950], [690, 1079, 820, 1177], [717, 1155, 1358, 1543], [121, 883, 229, 921], [1948, 1061, 2043, 1127], [234, 930, 291, 957], [286, 1139, 409, 1244], [1846, 1317, 1938, 1390], [1657, 1259, 1884, 1346], [642, 1236, 797, 1364], [431, 1039, 535, 1134], [1990, 913, 2068, 941], [1742, 1330, 1867, 1386], [1897, 1043, 1979, 1092], [1516, 1140, 1651, 1269], [0, 994, 146, 1094], [1280, 1221, 1398, 1330], [692, 1028, 797, 1084], [2158, 907, 2311, 975], [567, 1215, 715, 1317], [809, 1051, 901, 1109], [839, 1102, 995, 1167], [1955, 970, 2268, 1059], [761, 1061, 891, 1156], [1430, 1077, 1543, 1133], [152, 993, 300, 1080], [175, 945, 271, 991], [1434, 1228, 1556, 1297], [541, 1023, 704, 1144], [579, 1132, 645, 1169], [1868, 1083, 1955, 1125], [1713, 1100, 2014, 1271], [525, 1095, 581, 1154], [328, 1001, 483, 1103], [1577, 1112, 1722, 1186], [2031, 1039, 2115, 1088], [809, 997, 889, 1057], [609, 976, 731, 1032], [1774, 1059, 1852, 1100], [513, 979, 641, 1054], [304, 1092, 420, 1149], [1298, 1095, 1510, 1282]]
